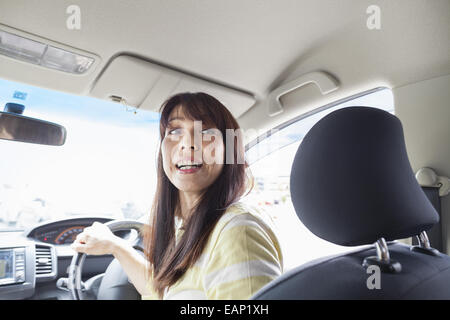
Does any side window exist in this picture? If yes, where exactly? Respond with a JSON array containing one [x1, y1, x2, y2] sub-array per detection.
[[243, 88, 394, 271]]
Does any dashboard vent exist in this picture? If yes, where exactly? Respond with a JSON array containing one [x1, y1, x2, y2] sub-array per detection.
[[35, 245, 53, 275]]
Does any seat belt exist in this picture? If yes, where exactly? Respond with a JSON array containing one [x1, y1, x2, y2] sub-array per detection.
[[414, 168, 450, 253]]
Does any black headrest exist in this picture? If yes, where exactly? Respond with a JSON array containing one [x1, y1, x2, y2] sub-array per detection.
[[290, 107, 439, 246]]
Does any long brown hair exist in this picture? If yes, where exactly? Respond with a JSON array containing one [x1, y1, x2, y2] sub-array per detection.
[[144, 92, 252, 297]]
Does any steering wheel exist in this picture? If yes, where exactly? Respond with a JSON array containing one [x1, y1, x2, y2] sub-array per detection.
[[68, 220, 145, 300]]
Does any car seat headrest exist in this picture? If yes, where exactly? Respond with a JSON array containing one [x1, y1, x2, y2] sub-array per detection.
[[290, 107, 439, 246]]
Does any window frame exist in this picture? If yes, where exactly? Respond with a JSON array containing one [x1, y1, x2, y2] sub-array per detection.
[[245, 86, 390, 155]]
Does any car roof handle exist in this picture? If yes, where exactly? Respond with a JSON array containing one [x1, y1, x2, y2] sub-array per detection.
[[267, 71, 339, 117]]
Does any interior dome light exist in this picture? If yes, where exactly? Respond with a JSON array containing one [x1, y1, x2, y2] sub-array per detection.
[[0, 30, 94, 74]]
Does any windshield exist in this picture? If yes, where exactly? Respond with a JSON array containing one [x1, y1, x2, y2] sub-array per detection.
[[0, 78, 160, 231]]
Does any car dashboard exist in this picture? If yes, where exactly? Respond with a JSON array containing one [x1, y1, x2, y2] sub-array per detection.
[[0, 217, 132, 300]]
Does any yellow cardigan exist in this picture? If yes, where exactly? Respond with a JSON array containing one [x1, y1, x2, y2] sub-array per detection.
[[142, 202, 283, 300]]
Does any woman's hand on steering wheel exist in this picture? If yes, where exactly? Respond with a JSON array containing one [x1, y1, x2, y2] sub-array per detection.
[[71, 221, 123, 256], [68, 220, 145, 300]]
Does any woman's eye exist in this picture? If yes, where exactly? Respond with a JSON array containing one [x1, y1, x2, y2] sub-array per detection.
[[202, 128, 217, 135], [168, 128, 182, 135]]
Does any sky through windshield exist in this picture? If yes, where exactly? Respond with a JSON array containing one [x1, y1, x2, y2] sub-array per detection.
[[0, 78, 160, 230]]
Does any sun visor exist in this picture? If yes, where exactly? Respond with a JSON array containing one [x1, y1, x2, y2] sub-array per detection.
[[90, 55, 255, 118]]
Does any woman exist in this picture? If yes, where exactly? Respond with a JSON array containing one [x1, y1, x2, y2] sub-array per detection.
[[71, 92, 283, 299]]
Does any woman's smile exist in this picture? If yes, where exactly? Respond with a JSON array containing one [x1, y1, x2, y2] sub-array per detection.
[[175, 161, 203, 174]]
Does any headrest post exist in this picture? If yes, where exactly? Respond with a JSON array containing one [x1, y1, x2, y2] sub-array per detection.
[[375, 238, 390, 261], [417, 231, 431, 249], [363, 238, 402, 273], [411, 231, 440, 256]]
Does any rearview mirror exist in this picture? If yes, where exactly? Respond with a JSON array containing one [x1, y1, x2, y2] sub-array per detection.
[[0, 111, 66, 146]]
